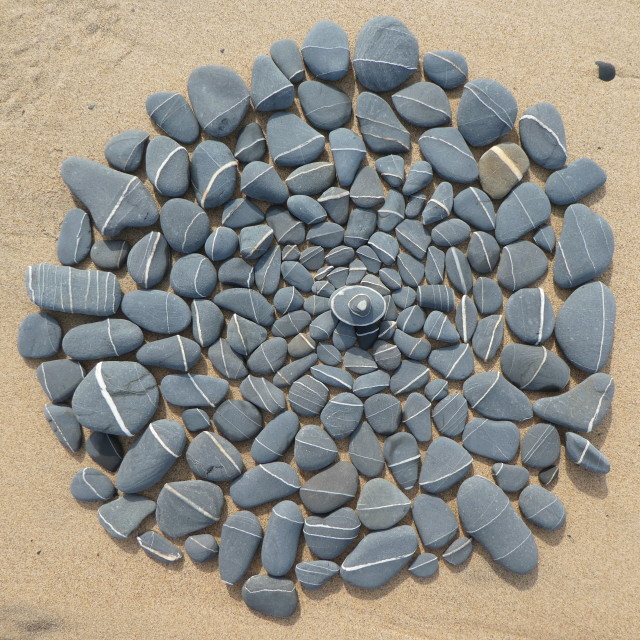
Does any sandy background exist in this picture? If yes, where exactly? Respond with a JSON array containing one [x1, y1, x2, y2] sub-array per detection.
[[1, 1, 639, 638]]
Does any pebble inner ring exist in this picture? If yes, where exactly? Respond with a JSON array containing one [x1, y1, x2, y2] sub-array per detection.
[[330, 285, 386, 326]]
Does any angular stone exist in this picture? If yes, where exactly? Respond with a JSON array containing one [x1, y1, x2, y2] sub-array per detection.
[[565, 433, 610, 474], [300, 461, 358, 514], [428, 343, 474, 381], [500, 344, 570, 391], [403, 161, 434, 196], [419, 437, 472, 493], [294, 425, 338, 471], [97, 494, 155, 540], [329, 128, 366, 187], [497, 241, 548, 291], [425, 246, 445, 284], [146, 92, 199, 144], [186, 431, 244, 481], [251, 54, 294, 111], [261, 501, 304, 577], [356, 92, 410, 155], [432, 393, 468, 437], [443, 536, 473, 566], [463, 372, 532, 422], [425, 379, 448, 402], [296, 560, 339, 590], [389, 360, 430, 395], [18, 312, 61, 359], [348, 421, 384, 477], [214, 288, 275, 327], [356, 478, 411, 530], [230, 463, 301, 508], [412, 494, 458, 549], [473, 277, 503, 315], [267, 112, 325, 167], [137, 531, 183, 563], [221, 198, 264, 229], [495, 182, 551, 245], [36, 359, 84, 403], [303, 507, 361, 559], [240, 161, 288, 203], [44, 404, 82, 452], [519, 102, 567, 170], [422, 181, 453, 225], [219, 511, 263, 584], [270, 38, 305, 83], [453, 187, 496, 231], [234, 122, 267, 163], [191, 140, 238, 208], [545, 158, 606, 205], [533, 225, 556, 253]]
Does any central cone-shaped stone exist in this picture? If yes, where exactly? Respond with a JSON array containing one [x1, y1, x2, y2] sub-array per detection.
[[330, 285, 386, 327]]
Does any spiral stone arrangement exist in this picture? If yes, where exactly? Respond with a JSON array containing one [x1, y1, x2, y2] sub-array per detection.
[[18, 15, 615, 618]]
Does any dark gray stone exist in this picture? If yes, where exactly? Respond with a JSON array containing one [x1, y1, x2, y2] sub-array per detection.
[[222, 198, 264, 229], [190, 140, 237, 208], [44, 404, 82, 452], [37, 360, 82, 402], [521, 423, 561, 469], [497, 241, 548, 291], [375, 155, 405, 188], [137, 335, 200, 372], [204, 227, 239, 262], [492, 463, 529, 493], [273, 353, 318, 387], [145, 136, 189, 197], [495, 182, 551, 245], [18, 312, 61, 358], [294, 425, 338, 471], [428, 343, 474, 380], [240, 161, 288, 203], [310, 364, 352, 390], [90, 239, 130, 270], [445, 247, 473, 293], [298, 81, 351, 131], [463, 372, 532, 422], [186, 431, 244, 481], [242, 576, 298, 619], [419, 437, 472, 493], [471, 314, 504, 362], [455, 295, 478, 343], [402, 392, 431, 442], [392, 82, 451, 128], [146, 92, 199, 144], [519, 485, 566, 530], [251, 411, 299, 464], [227, 314, 267, 357], [207, 338, 248, 380], [504, 287, 554, 345], [219, 511, 263, 584], [408, 554, 439, 578], [425, 246, 445, 284], [161, 373, 229, 408], [57, 209, 92, 266], [239, 224, 274, 261], [70, 468, 115, 502], [160, 199, 209, 254], [412, 494, 458, 549], [296, 560, 339, 590], [274, 287, 304, 315], [422, 181, 453, 225], [218, 257, 254, 289], [462, 418, 519, 462], [473, 277, 503, 315], [356, 92, 410, 155], [267, 111, 325, 167], [215, 288, 275, 327], [565, 433, 610, 474], [302, 20, 349, 81], [384, 432, 420, 490], [185, 534, 218, 563], [230, 463, 301, 508], [127, 231, 170, 289], [247, 337, 288, 376], [261, 501, 304, 577], [353, 370, 390, 398], [432, 393, 468, 437], [356, 478, 411, 530], [425, 379, 448, 402], [271, 38, 305, 83], [349, 421, 384, 477], [300, 461, 358, 514], [545, 158, 606, 205], [453, 187, 495, 231], [303, 507, 361, 559], [389, 360, 430, 394], [500, 344, 570, 391], [417, 285, 456, 312], [431, 219, 471, 247], [466, 231, 500, 274], [402, 161, 434, 196], [86, 432, 123, 471], [234, 122, 267, 163], [287, 162, 336, 196], [423, 50, 468, 89], [364, 394, 401, 436], [97, 494, 155, 540], [251, 54, 294, 111], [182, 408, 210, 433], [519, 102, 567, 170], [214, 399, 262, 442], [533, 224, 556, 253], [104, 129, 149, 172], [329, 128, 366, 188]]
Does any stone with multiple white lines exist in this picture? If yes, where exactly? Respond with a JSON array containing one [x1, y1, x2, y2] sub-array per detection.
[[340, 525, 418, 589], [242, 575, 298, 618], [565, 433, 610, 474], [294, 425, 338, 471], [186, 431, 244, 482], [37, 359, 84, 403], [170, 253, 218, 299], [18, 312, 61, 359], [504, 287, 555, 345], [356, 478, 411, 530], [231, 463, 301, 509], [97, 494, 156, 540], [116, 420, 186, 493], [356, 92, 411, 155], [104, 129, 149, 172], [261, 501, 304, 577], [219, 511, 263, 585], [57, 208, 92, 266], [213, 399, 263, 442], [184, 534, 218, 563], [137, 531, 183, 563], [296, 560, 340, 590], [145, 92, 199, 144], [423, 50, 468, 89], [457, 475, 538, 574], [44, 404, 83, 453], [320, 392, 364, 439], [300, 461, 358, 514], [156, 480, 224, 538], [413, 494, 458, 549], [70, 468, 115, 502], [402, 392, 432, 442], [121, 289, 191, 334], [445, 248, 473, 294], [303, 507, 361, 559], [419, 436, 472, 493], [463, 372, 533, 422], [145, 135, 189, 197], [455, 295, 478, 343], [519, 486, 566, 530], [207, 338, 247, 380], [519, 102, 567, 170], [500, 343, 570, 392], [126, 231, 170, 289]]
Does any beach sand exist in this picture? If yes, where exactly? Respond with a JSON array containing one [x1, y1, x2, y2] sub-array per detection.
[[1, 1, 639, 638]]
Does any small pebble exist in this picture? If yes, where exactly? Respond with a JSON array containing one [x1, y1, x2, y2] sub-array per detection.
[[213, 399, 262, 442], [565, 433, 610, 474], [412, 494, 457, 549], [104, 129, 149, 172], [472, 277, 503, 315], [204, 227, 239, 262], [596, 61, 616, 81], [57, 209, 92, 266], [185, 534, 218, 563], [230, 463, 301, 508], [384, 432, 420, 490], [329, 128, 366, 188], [182, 408, 210, 433], [478, 143, 529, 200], [453, 187, 495, 231], [191, 140, 238, 208], [356, 92, 410, 155], [423, 50, 468, 89], [545, 158, 606, 205], [137, 531, 183, 563], [357, 478, 411, 530], [432, 393, 468, 437], [519, 485, 566, 530], [251, 411, 299, 464], [495, 182, 551, 245], [462, 418, 520, 462], [408, 553, 439, 578], [240, 161, 288, 203], [296, 560, 339, 590], [137, 335, 201, 371], [160, 199, 209, 254], [207, 338, 248, 379], [471, 314, 504, 362], [422, 181, 453, 225], [298, 81, 351, 131], [539, 466, 559, 486], [519, 102, 567, 170], [70, 468, 115, 502], [428, 343, 474, 381], [455, 295, 478, 343], [392, 82, 451, 128], [86, 432, 123, 472], [533, 225, 556, 253], [425, 379, 448, 402], [242, 575, 298, 619], [97, 494, 156, 540], [90, 239, 130, 270], [425, 246, 445, 284], [492, 463, 530, 494], [186, 431, 244, 481], [445, 247, 473, 294], [466, 231, 500, 274], [497, 241, 548, 291], [234, 122, 267, 163]]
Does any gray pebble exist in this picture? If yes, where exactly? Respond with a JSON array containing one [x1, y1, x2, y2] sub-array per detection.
[[242, 575, 298, 619], [218, 257, 254, 289], [86, 431, 123, 471], [431, 219, 471, 247], [329, 128, 366, 188], [500, 344, 569, 391], [432, 393, 468, 437], [280, 262, 313, 294], [274, 287, 303, 315], [186, 431, 244, 481], [227, 314, 267, 357], [90, 239, 130, 270], [266, 206, 304, 245], [455, 295, 478, 343], [219, 511, 263, 584], [18, 312, 61, 358], [239, 224, 274, 261], [392, 81, 451, 128], [44, 404, 82, 452], [457, 78, 517, 147], [519, 102, 567, 170], [555, 281, 615, 373], [207, 339, 247, 379], [185, 534, 218, 563], [248, 337, 288, 376], [397, 305, 426, 334], [182, 408, 210, 433], [504, 287, 554, 345], [138, 335, 201, 371], [296, 560, 339, 590], [473, 277, 503, 315], [356, 92, 410, 155], [289, 375, 329, 416], [497, 241, 548, 291], [463, 372, 532, 422], [187, 65, 249, 137], [317, 343, 341, 366], [466, 231, 500, 275], [428, 343, 474, 381], [161, 373, 229, 409], [72, 361, 157, 436], [364, 394, 401, 435], [307, 221, 345, 249], [270, 38, 305, 83], [539, 466, 559, 486], [240, 161, 288, 203], [418, 127, 479, 183], [204, 227, 239, 262], [104, 129, 149, 172], [402, 161, 434, 196], [533, 224, 556, 253], [251, 411, 299, 464], [425, 246, 445, 284], [267, 111, 325, 167], [145, 136, 189, 197], [565, 433, 610, 474], [396, 219, 430, 261], [145, 92, 199, 144], [398, 253, 425, 288], [492, 463, 529, 493], [401, 393, 431, 442], [344, 348, 377, 375], [160, 199, 209, 254], [287, 162, 336, 197], [302, 20, 349, 81], [340, 525, 418, 589], [251, 54, 294, 111], [462, 418, 519, 462], [303, 507, 361, 559], [357, 478, 411, 530], [417, 285, 456, 312], [295, 425, 338, 471], [190, 140, 238, 208], [445, 247, 473, 294], [353, 16, 418, 92], [230, 463, 301, 508], [384, 432, 420, 490], [310, 364, 352, 390], [425, 379, 448, 402], [214, 399, 262, 442], [116, 420, 186, 493], [234, 122, 267, 163], [344, 208, 377, 248], [70, 468, 115, 502], [389, 360, 430, 395], [326, 246, 355, 267], [533, 373, 614, 433], [215, 288, 275, 327], [393, 287, 417, 310], [318, 189, 350, 228], [57, 209, 92, 266], [299, 81, 351, 131], [521, 423, 561, 469], [453, 187, 495, 231], [419, 437, 472, 493], [413, 494, 458, 549], [519, 486, 566, 530], [353, 370, 390, 398], [495, 182, 551, 245], [97, 494, 155, 540], [300, 461, 358, 514], [348, 421, 384, 477], [555, 204, 614, 288], [289, 333, 317, 359], [423, 50, 468, 89], [457, 475, 538, 574], [126, 231, 170, 289], [137, 531, 183, 563], [222, 197, 264, 228], [406, 192, 428, 219], [443, 537, 473, 566], [26, 263, 121, 317], [409, 553, 439, 578], [273, 353, 318, 387], [372, 340, 401, 371], [261, 501, 304, 577], [60, 157, 158, 236], [375, 155, 405, 188], [471, 314, 504, 362], [545, 158, 606, 205], [377, 189, 405, 232], [287, 194, 327, 226], [422, 181, 453, 225], [274, 309, 312, 339], [350, 166, 385, 210]]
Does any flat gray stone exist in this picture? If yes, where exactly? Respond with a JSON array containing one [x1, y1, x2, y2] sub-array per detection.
[[425, 379, 448, 402], [161, 374, 229, 408], [423, 50, 468, 89], [329, 128, 366, 188], [122, 289, 191, 334], [375, 155, 405, 188], [267, 111, 325, 167], [137, 531, 183, 563], [428, 343, 474, 380], [213, 399, 262, 441], [384, 432, 420, 490], [471, 314, 504, 362], [402, 161, 434, 196], [273, 287, 304, 315], [273, 353, 318, 387], [302, 20, 349, 81], [466, 231, 500, 274], [519, 485, 566, 530], [445, 247, 473, 294], [270, 38, 305, 83], [239, 376, 285, 414], [504, 287, 554, 345], [18, 312, 61, 359], [186, 431, 244, 481], [240, 161, 288, 203], [443, 536, 473, 566], [70, 468, 115, 502], [137, 335, 200, 371], [419, 437, 472, 493], [185, 534, 218, 563], [204, 227, 239, 261], [261, 501, 304, 577], [417, 285, 456, 312], [221, 197, 264, 229], [363, 393, 401, 436], [251, 54, 294, 111], [86, 432, 123, 471], [230, 463, 301, 508], [412, 494, 458, 549], [519, 102, 567, 170], [473, 277, 503, 315], [146, 92, 199, 144], [300, 461, 358, 514], [555, 281, 615, 373], [565, 433, 610, 474], [462, 418, 520, 462], [432, 393, 468, 437], [408, 553, 439, 578], [251, 411, 299, 464], [463, 372, 532, 422], [97, 494, 155, 540], [310, 365, 352, 391], [455, 295, 478, 343], [389, 360, 430, 395], [495, 182, 551, 245], [392, 82, 451, 127], [226, 314, 267, 357], [160, 199, 209, 254], [539, 465, 559, 486], [497, 241, 548, 291], [402, 392, 432, 442], [207, 338, 248, 380], [348, 421, 384, 477], [182, 408, 210, 433], [500, 344, 570, 391], [457, 475, 538, 574], [234, 122, 266, 163], [37, 359, 84, 403], [356, 478, 411, 530], [453, 187, 495, 231], [104, 129, 149, 171], [214, 288, 275, 327], [242, 576, 298, 619], [294, 425, 338, 471], [422, 181, 453, 225], [533, 224, 556, 253], [127, 231, 170, 289], [296, 560, 339, 590], [44, 404, 82, 452], [492, 463, 529, 493], [239, 224, 274, 261], [90, 239, 130, 269], [219, 511, 263, 585], [303, 507, 361, 559], [545, 158, 606, 205], [356, 92, 410, 155], [57, 208, 92, 266], [287, 162, 336, 196], [191, 140, 237, 208], [298, 81, 351, 131], [247, 337, 288, 376], [145, 136, 189, 197]]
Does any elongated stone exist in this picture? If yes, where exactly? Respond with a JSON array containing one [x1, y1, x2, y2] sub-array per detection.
[[504, 287, 554, 345], [303, 508, 361, 559], [497, 241, 548, 291], [234, 122, 266, 163], [62, 319, 141, 360], [44, 404, 82, 452], [462, 418, 519, 462], [251, 54, 294, 111], [242, 576, 298, 618], [412, 495, 458, 549], [519, 102, 567, 170], [137, 531, 182, 563], [565, 433, 610, 474], [417, 285, 455, 312], [57, 208, 92, 266], [428, 343, 474, 381], [471, 314, 504, 362], [425, 246, 445, 284], [409, 554, 439, 578], [357, 478, 411, 530], [521, 423, 560, 469], [146, 136, 189, 197], [230, 463, 301, 508], [61, 157, 158, 236], [247, 337, 288, 376], [273, 353, 318, 387], [402, 393, 432, 442], [545, 158, 606, 205], [300, 461, 358, 514], [555, 282, 615, 373], [455, 295, 478, 343], [340, 525, 418, 589], [519, 486, 566, 530], [207, 339, 247, 380], [423, 50, 468, 89], [86, 432, 123, 471], [422, 181, 453, 225], [126, 231, 170, 289], [533, 373, 614, 433], [251, 411, 299, 464], [98, 494, 155, 540], [70, 468, 115, 502], [161, 374, 229, 409], [384, 432, 420, 490], [271, 39, 305, 83], [311, 364, 352, 390], [432, 219, 470, 248], [116, 420, 186, 493], [463, 372, 532, 422], [187, 431, 244, 481], [356, 92, 410, 155], [392, 81, 451, 128], [419, 437, 472, 493], [137, 335, 200, 372], [492, 463, 529, 493], [296, 560, 339, 590], [72, 362, 158, 436], [329, 128, 366, 188], [466, 231, 500, 275], [26, 264, 121, 317], [348, 421, 384, 477], [432, 393, 468, 437], [219, 511, 263, 584], [457, 475, 538, 574], [239, 376, 285, 414], [191, 140, 238, 208], [146, 92, 199, 144], [187, 65, 249, 137], [261, 501, 304, 577], [445, 247, 473, 293], [214, 288, 275, 327], [500, 344, 569, 391], [473, 277, 503, 315], [287, 163, 336, 197], [185, 534, 218, 563], [104, 129, 149, 171]]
